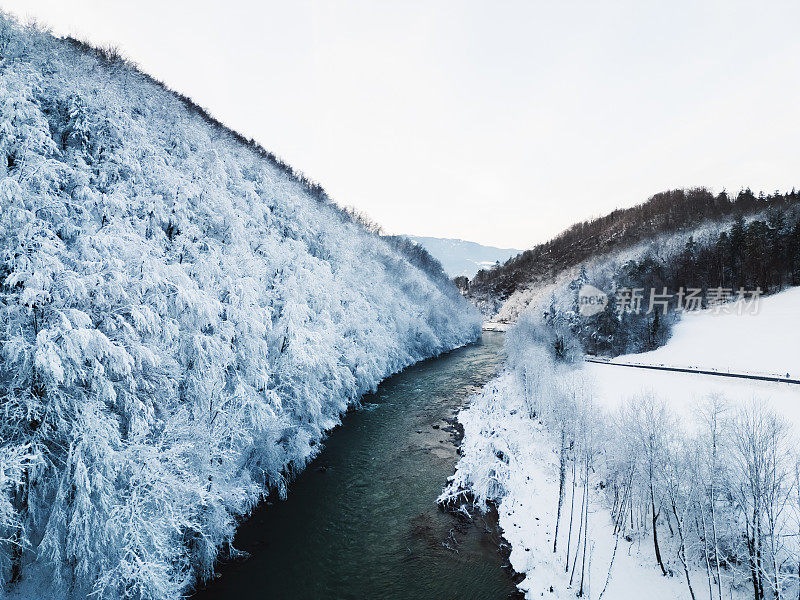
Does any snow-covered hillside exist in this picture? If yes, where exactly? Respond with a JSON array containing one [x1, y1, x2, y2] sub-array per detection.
[[443, 287, 800, 600], [468, 188, 800, 324], [0, 16, 480, 600], [608, 286, 800, 378], [588, 286, 800, 426], [487, 219, 740, 327], [408, 235, 521, 279]]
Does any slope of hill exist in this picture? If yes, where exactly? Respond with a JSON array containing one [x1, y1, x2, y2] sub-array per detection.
[[487, 204, 800, 358], [607, 286, 800, 378], [466, 188, 800, 320], [408, 235, 521, 279], [0, 15, 480, 600]]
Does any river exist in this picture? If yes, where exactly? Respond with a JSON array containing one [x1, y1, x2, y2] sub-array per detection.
[[194, 331, 517, 600]]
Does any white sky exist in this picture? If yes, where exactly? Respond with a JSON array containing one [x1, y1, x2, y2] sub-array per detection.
[[2, 1, 799, 248]]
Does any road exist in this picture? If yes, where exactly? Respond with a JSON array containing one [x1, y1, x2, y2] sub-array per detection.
[[584, 358, 800, 385]]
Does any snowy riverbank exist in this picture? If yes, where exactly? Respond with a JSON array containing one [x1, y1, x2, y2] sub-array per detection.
[[441, 369, 731, 600], [442, 287, 800, 600]]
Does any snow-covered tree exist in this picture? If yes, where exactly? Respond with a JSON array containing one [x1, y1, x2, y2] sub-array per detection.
[[0, 13, 480, 598]]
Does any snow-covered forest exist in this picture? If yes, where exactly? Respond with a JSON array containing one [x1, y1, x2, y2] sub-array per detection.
[[0, 15, 480, 599], [442, 289, 800, 600], [468, 188, 800, 324], [486, 204, 800, 355]]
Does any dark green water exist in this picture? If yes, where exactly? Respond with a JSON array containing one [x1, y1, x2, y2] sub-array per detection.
[[194, 331, 518, 600]]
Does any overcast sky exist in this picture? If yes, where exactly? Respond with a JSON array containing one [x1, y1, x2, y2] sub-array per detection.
[[2, 1, 799, 248]]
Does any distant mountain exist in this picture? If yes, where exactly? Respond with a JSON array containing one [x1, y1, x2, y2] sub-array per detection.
[[408, 236, 523, 279]]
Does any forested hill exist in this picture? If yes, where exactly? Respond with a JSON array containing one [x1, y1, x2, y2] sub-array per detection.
[[0, 15, 479, 600], [466, 187, 800, 316]]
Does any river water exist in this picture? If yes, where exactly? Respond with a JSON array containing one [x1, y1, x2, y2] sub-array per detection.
[[195, 331, 517, 600]]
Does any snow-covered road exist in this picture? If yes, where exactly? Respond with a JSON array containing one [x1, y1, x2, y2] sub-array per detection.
[[585, 357, 800, 385]]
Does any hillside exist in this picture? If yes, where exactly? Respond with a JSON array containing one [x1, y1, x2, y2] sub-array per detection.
[[407, 236, 521, 279], [482, 205, 800, 358], [0, 15, 479, 600], [606, 286, 800, 378], [466, 188, 800, 319]]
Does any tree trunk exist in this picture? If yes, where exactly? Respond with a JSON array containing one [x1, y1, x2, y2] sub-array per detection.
[[566, 459, 577, 571], [746, 517, 762, 600], [699, 507, 713, 600], [570, 472, 587, 585], [9, 461, 30, 584], [651, 478, 667, 576], [554, 424, 567, 553], [579, 457, 590, 596], [671, 499, 697, 600], [710, 445, 723, 600]]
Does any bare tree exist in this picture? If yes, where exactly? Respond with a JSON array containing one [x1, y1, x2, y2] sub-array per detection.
[[623, 394, 670, 576], [698, 394, 728, 600], [554, 420, 569, 553], [730, 402, 792, 600], [662, 428, 698, 600]]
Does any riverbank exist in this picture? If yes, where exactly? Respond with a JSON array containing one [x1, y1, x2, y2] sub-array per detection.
[[440, 366, 722, 600], [443, 288, 800, 600]]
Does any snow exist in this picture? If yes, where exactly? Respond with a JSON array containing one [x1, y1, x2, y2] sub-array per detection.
[[442, 369, 730, 600], [444, 287, 800, 600], [587, 365, 800, 429], [481, 321, 511, 332], [612, 286, 800, 378], [492, 408, 731, 600], [591, 286, 800, 426]]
